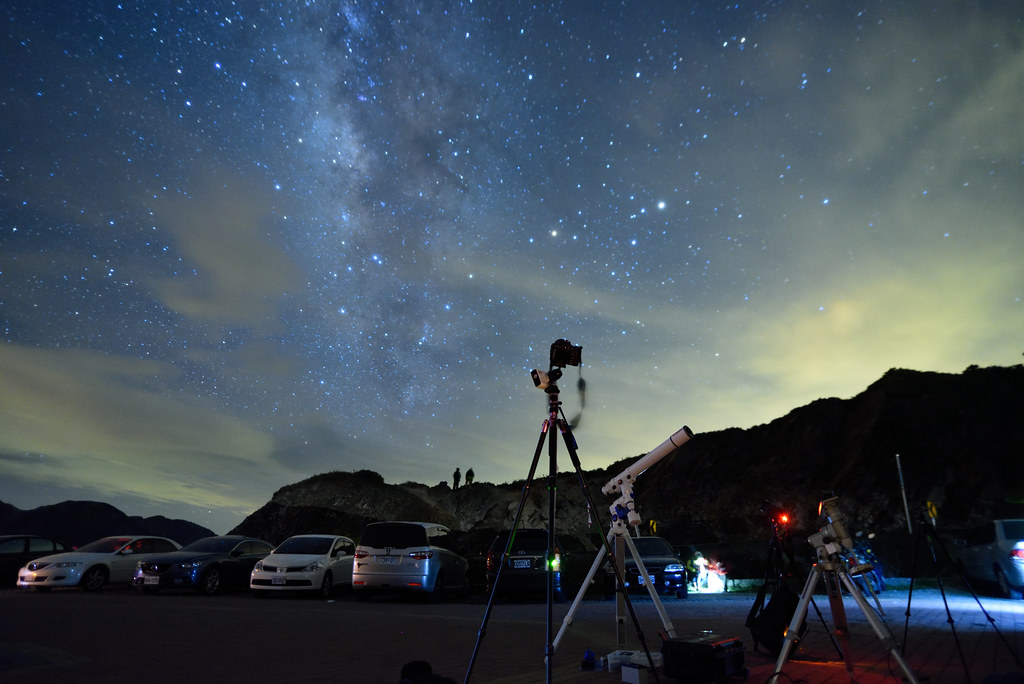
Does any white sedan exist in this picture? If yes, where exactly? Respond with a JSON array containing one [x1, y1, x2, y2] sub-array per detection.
[[250, 534, 355, 597], [17, 535, 181, 591]]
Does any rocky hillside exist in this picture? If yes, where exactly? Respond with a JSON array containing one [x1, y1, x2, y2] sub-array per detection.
[[232, 364, 1024, 577]]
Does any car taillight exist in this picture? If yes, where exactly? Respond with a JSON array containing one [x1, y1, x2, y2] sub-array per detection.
[[354, 551, 369, 559], [409, 551, 433, 561], [1011, 548, 1024, 561], [486, 552, 496, 571]]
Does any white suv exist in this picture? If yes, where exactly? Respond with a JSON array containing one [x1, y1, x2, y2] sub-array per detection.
[[352, 521, 469, 599]]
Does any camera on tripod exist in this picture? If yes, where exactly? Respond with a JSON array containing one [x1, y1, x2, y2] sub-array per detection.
[[530, 339, 582, 390], [549, 338, 582, 368]]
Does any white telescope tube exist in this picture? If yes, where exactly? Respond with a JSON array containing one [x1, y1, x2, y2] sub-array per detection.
[[602, 425, 693, 496]]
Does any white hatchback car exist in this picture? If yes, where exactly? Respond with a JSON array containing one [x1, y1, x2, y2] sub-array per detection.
[[250, 534, 355, 597], [17, 535, 181, 591], [352, 521, 469, 599]]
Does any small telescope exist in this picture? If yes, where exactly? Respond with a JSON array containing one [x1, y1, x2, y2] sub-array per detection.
[[603, 426, 694, 529], [603, 426, 694, 496]]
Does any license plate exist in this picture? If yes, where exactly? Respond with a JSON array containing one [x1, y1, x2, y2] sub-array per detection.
[[144, 576, 160, 585], [377, 555, 398, 564], [638, 574, 655, 585], [272, 575, 287, 585], [512, 559, 531, 569]]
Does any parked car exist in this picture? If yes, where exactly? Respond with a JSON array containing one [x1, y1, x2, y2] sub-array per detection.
[[485, 528, 566, 601], [352, 521, 469, 599], [954, 519, 1024, 599], [133, 535, 274, 595], [1, 535, 69, 587], [17, 535, 181, 591], [250, 534, 355, 597], [601, 535, 688, 598]]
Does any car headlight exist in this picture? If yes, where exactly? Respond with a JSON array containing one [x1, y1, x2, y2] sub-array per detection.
[[177, 561, 203, 570], [301, 560, 325, 572], [664, 563, 685, 574], [52, 561, 83, 569], [253, 560, 264, 572]]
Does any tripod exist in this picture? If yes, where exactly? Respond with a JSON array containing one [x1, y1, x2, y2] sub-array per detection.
[[769, 529, 919, 683], [553, 516, 679, 653], [464, 376, 664, 684]]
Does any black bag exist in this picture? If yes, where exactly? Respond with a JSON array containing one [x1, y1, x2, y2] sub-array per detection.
[[661, 632, 747, 683], [744, 582, 801, 656]]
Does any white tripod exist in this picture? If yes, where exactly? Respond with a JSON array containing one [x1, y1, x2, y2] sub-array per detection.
[[770, 497, 918, 684], [553, 520, 678, 652], [553, 427, 693, 654]]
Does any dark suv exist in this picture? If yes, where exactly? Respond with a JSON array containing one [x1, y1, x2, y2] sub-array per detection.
[[602, 535, 688, 598], [486, 529, 565, 601]]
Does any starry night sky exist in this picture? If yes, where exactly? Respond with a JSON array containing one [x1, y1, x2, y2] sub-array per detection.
[[2, 2, 1021, 534]]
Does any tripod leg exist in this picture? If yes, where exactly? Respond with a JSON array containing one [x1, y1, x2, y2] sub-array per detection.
[[838, 570, 919, 684], [824, 567, 853, 676], [464, 423, 548, 684], [622, 533, 677, 638], [552, 530, 614, 652], [771, 566, 819, 682]]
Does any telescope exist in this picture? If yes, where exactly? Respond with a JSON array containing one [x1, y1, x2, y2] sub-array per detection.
[[602, 426, 694, 496], [603, 426, 694, 529]]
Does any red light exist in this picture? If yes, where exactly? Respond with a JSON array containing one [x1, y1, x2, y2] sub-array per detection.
[[778, 513, 789, 525], [409, 551, 433, 561], [354, 551, 368, 559], [1011, 549, 1024, 561]]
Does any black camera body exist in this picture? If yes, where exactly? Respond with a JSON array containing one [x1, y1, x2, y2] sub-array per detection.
[[549, 339, 582, 368]]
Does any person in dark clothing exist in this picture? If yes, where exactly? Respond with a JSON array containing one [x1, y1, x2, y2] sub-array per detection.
[[399, 660, 456, 684], [465, 468, 474, 485], [452, 467, 461, 489]]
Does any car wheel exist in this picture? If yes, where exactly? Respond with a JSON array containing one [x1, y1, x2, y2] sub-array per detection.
[[199, 567, 222, 595], [80, 566, 108, 592], [995, 567, 1023, 599], [319, 571, 333, 598], [429, 572, 445, 602]]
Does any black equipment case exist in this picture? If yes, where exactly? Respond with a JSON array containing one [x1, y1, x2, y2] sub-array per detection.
[[661, 632, 748, 683]]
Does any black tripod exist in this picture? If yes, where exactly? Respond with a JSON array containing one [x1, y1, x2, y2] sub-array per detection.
[[902, 516, 1024, 683], [464, 374, 662, 684]]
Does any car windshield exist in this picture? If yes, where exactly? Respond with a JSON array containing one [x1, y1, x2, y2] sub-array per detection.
[[1001, 521, 1024, 539], [76, 537, 134, 553], [360, 523, 428, 549], [275, 537, 333, 555], [632, 537, 675, 556], [181, 537, 240, 554], [494, 530, 553, 553]]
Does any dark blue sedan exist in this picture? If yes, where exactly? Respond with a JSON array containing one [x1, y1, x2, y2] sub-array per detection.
[[133, 535, 274, 595]]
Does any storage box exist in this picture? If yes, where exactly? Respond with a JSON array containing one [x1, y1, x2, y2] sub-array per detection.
[[621, 663, 648, 684], [661, 632, 747, 683], [606, 650, 637, 672], [631, 651, 663, 669]]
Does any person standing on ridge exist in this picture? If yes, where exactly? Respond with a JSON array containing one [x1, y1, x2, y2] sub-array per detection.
[[465, 468, 475, 485], [453, 467, 461, 490]]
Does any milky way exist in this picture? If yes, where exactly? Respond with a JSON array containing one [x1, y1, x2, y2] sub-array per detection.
[[2, 2, 1021, 533]]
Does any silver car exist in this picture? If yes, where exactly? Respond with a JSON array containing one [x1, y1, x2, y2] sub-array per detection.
[[352, 521, 469, 599], [250, 534, 355, 597], [955, 519, 1024, 599]]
